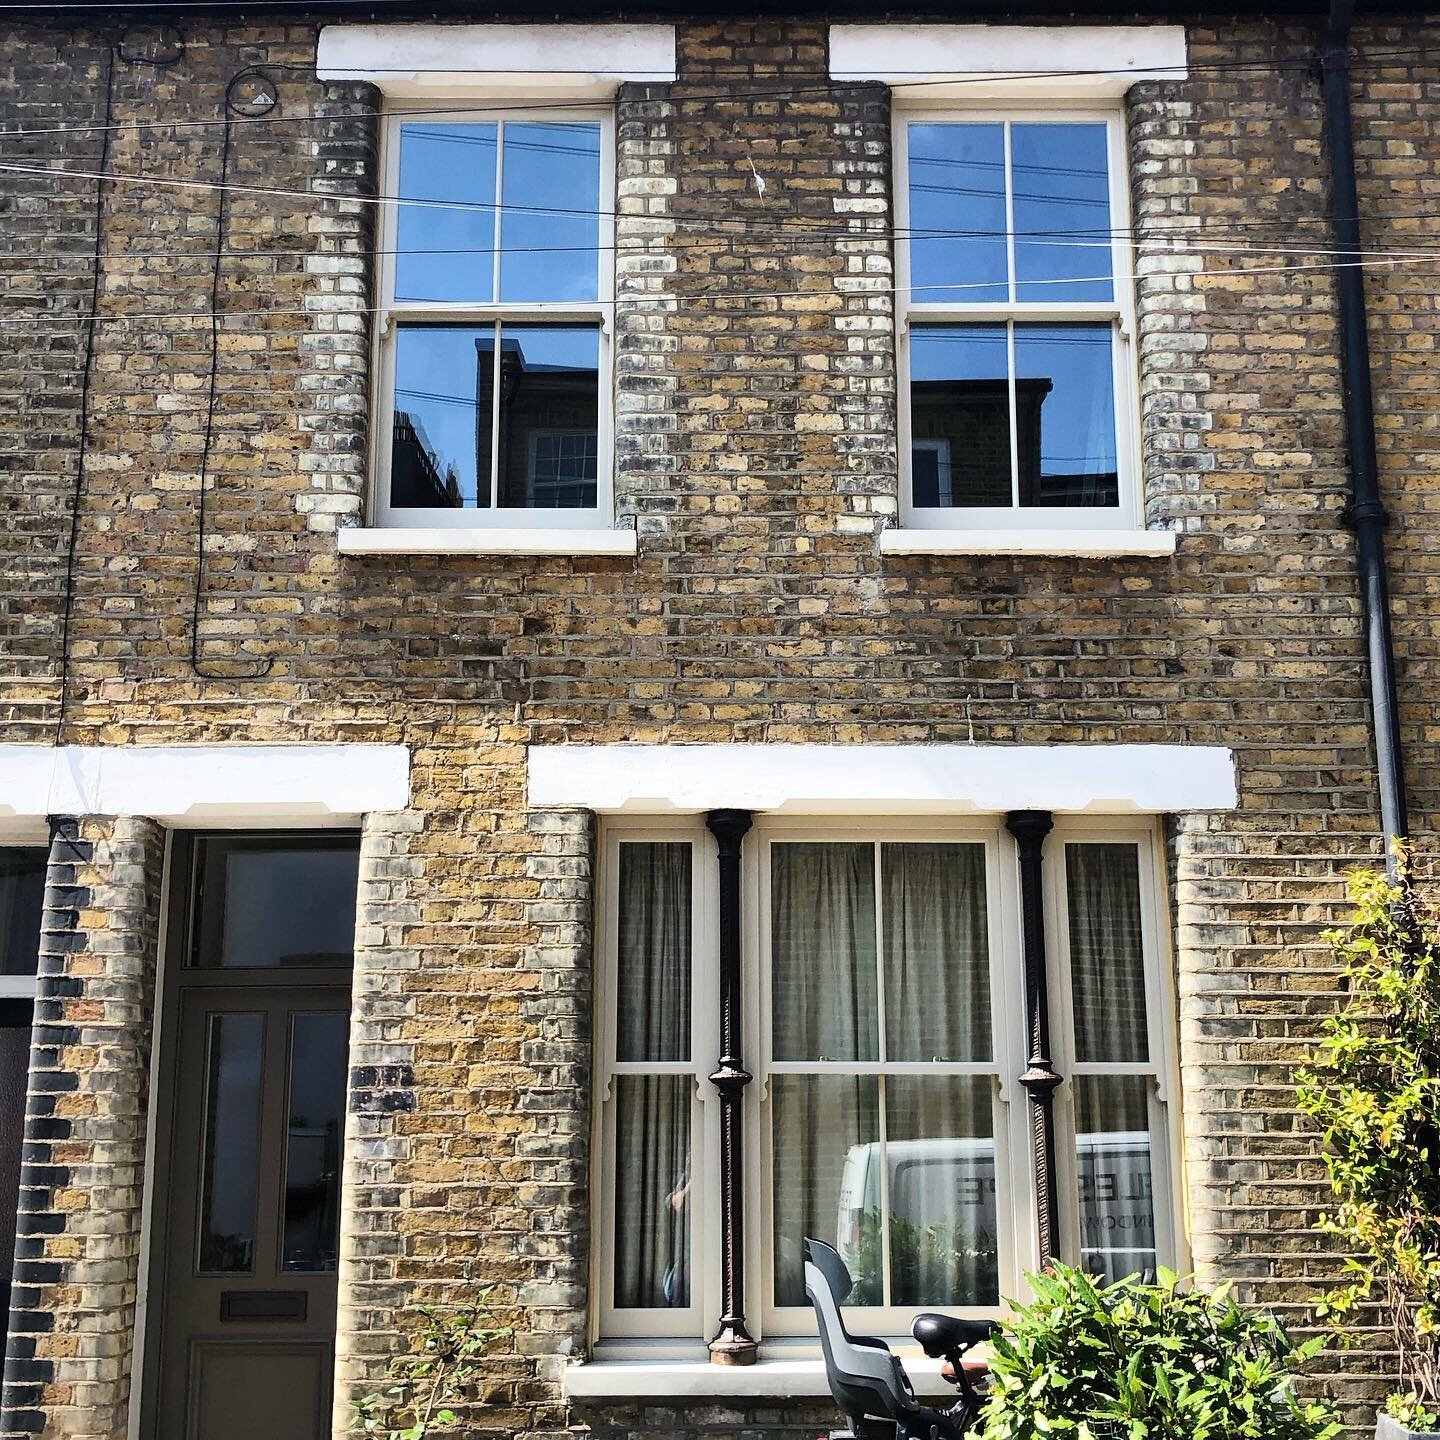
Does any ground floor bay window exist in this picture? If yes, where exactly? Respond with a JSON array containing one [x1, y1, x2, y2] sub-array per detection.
[[591, 816, 1183, 1356]]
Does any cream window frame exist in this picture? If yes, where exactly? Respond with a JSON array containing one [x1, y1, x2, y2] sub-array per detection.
[[592, 819, 719, 1354], [371, 105, 616, 531], [894, 106, 1141, 532], [751, 816, 1027, 1341], [591, 814, 1186, 1353], [1044, 818, 1189, 1281]]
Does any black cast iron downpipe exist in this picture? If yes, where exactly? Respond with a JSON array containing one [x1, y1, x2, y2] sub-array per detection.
[[1320, 0, 1409, 869]]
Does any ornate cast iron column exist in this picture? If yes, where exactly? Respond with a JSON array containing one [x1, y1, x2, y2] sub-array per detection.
[[706, 809, 756, 1365], [1006, 809, 1062, 1266]]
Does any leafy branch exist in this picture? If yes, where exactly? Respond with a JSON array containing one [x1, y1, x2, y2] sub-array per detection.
[[350, 1294, 511, 1440], [1296, 853, 1440, 1418]]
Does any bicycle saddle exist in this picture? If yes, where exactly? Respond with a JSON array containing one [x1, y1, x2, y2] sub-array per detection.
[[911, 1313, 998, 1359]]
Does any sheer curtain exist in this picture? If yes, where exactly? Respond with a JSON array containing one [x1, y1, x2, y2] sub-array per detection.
[[883, 844, 990, 1062], [771, 843, 877, 1061], [1066, 844, 1157, 1282], [770, 841, 998, 1310], [613, 843, 692, 1309]]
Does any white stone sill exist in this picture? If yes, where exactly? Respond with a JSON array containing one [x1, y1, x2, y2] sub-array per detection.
[[563, 1356, 955, 1401], [336, 527, 638, 558], [880, 529, 1178, 559]]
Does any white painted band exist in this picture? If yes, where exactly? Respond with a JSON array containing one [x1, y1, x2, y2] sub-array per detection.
[[317, 23, 678, 98], [829, 24, 1188, 98], [0, 745, 411, 828], [528, 743, 1236, 816]]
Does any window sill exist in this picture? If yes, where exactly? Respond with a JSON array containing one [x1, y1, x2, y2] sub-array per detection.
[[879, 529, 1178, 559], [563, 1355, 956, 1402], [336, 527, 638, 558]]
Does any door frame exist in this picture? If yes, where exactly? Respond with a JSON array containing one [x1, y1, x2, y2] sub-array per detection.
[[137, 831, 359, 1440]]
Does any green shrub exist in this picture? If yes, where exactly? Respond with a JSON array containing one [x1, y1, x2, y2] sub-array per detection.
[[1296, 860, 1440, 1416], [980, 1264, 1339, 1440]]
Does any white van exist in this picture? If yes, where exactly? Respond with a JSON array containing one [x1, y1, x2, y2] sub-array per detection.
[[835, 1130, 1155, 1298]]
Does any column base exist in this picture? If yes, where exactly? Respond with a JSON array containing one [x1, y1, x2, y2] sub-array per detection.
[[708, 1327, 759, 1367]]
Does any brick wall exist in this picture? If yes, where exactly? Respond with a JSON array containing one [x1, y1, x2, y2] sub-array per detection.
[[0, 817, 165, 1440], [1, 10, 1437, 1437]]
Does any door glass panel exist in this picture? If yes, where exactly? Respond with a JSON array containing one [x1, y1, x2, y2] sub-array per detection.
[[198, 1012, 264, 1273], [613, 1074, 691, 1309], [193, 839, 359, 969], [771, 843, 878, 1062], [282, 1012, 349, 1273], [0, 849, 46, 977], [1075, 1073, 1157, 1284], [886, 1076, 998, 1307]]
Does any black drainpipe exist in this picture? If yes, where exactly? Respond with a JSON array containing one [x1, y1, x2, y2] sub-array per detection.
[[1319, 0, 1409, 870]]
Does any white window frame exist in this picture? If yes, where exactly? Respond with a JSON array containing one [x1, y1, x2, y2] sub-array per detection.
[[894, 105, 1141, 533], [591, 814, 1185, 1352], [371, 105, 616, 531]]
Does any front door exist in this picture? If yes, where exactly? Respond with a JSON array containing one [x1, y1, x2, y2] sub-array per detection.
[[143, 834, 359, 1440]]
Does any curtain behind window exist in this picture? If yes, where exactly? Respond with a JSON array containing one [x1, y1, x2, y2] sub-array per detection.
[[770, 842, 997, 1309], [613, 844, 692, 1309], [1066, 843, 1157, 1283]]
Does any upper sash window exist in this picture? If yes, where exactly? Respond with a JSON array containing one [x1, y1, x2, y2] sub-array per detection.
[[374, 112, 614, 530], [896, 112, 1139, 531]]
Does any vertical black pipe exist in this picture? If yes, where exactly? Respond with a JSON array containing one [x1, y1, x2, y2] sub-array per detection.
[[705, 809, 756, 1365], [1006, 810, 1062, 1266], [1321, 0, 1409, 869]]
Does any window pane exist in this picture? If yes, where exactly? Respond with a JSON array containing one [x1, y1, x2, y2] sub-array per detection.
[[1014, 324, 1118, 508], [907, 123, 1007, 305], [282, 1012, 348, 1273], [1075, 1074, 1157, 1284], [614, 1075, 691, 1308], [391, 324, 494, 510], [1013, 123, 1113, 303], [198, 1012, 264, 1273], [910, 326, 1012, 508], [0, 1002, 32, 1324], [771, 843, 877, 1062], [0, 849, 46, 977], [883, 844, 991, 1062], [617, 843, 691, 1063], [887, 1076, 999, 1307], [195, 839, 359, 969], [499, 122, 601, 304], [772, 1074, 879, 1306], [395, 122, 497, 304], [1067, 843, 1148, 1063], [496, 325, 600, 510]]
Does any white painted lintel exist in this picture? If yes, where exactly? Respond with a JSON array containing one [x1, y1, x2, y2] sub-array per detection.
[[317, 23, 678, 98], [0, 745, 411, 830], [528, 743, 1237, 817], [830, 23, 1188, 98]]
